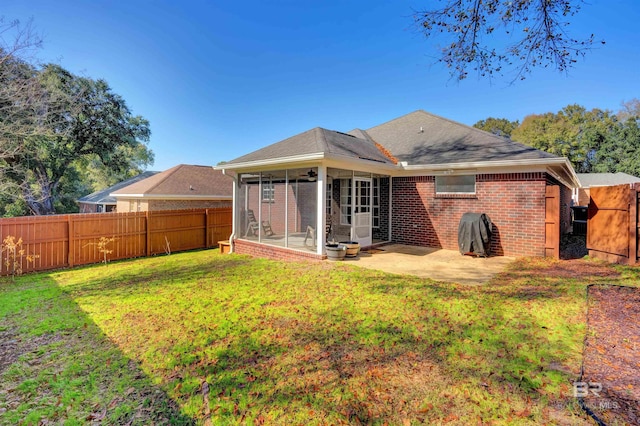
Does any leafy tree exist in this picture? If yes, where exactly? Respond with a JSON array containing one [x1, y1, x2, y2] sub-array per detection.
[[473, 117, 519, 137], [510, 103, 640, 175], [475, 101, 640, 176], [592, 117, 640, 175], [0, 20, 153, 216], [414, 0, 602, 81]]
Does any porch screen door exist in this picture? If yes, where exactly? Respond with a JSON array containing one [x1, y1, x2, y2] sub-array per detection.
[[352, 177, 372, 247]]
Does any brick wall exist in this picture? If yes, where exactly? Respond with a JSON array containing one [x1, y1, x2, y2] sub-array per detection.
[[233, 239, 324, 261], [577, 188, 590, 206], [148, 199, 232, 211], [116, 199, 231, 212], [373, 177, 390, 241], [391, 173, 550, 257]]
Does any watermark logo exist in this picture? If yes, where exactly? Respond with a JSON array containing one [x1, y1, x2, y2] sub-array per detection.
[[573, 382, 602, 398]]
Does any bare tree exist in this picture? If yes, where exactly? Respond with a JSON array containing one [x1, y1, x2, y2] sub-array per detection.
[[414, 0, 602, 82]]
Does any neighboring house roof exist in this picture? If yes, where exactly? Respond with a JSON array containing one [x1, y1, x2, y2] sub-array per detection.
[[226, 127, 394, 166], [77, 171, 159, 205], [576, 172, 640, 188], [361, 110, 556, 165], [111, 164, 233, 199]]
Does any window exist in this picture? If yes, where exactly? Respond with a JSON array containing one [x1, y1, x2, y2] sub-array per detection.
[[262, 183, 275, 202], [435, 175, 476, 194], [372, 178, 380, 228], [340, 179, 352, 225]]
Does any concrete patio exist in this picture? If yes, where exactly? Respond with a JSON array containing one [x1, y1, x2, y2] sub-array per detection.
[[343, 244, 515, 285]]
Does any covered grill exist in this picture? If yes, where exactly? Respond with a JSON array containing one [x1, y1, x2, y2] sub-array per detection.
[[458, 212, 493, 257]]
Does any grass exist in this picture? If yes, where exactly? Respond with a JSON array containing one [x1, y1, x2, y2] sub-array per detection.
[[0, 250, 637, 424]]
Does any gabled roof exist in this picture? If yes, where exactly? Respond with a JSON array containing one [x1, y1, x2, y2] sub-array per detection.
[[221, 110, 578, 187], [111, 164, 233, 199], [576, 172, 640, 188], [224, 127, 394, 166], [77, 171, 159, 205], [361, 110, 556, 165]]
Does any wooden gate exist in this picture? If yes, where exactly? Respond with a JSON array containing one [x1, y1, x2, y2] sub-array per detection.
[[545, 185, 560, 258], [587, 184, 639, 264]]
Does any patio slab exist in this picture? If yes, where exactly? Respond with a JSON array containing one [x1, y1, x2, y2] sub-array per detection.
[[343, 244, 514, 285]]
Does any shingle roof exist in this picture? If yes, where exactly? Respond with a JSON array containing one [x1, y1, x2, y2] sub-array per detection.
[[576, 172, 640, 188], [362, 110, 557, 165], [225, 127, 393, 165], [77, 171, 159, 204], [111, 164, 233, 198]]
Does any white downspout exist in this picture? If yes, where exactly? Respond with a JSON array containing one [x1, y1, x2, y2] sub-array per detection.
[[221, 168, 237, 253]]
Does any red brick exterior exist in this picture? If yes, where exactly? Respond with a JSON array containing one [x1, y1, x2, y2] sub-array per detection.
[[147, 199, 232, 211], [391, 173, 550, 257], [234, 172, 569, 261], [233, 239, 324, 261]]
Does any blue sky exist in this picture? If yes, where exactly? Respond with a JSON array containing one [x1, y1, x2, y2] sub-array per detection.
[[4, 0, 639, 171]]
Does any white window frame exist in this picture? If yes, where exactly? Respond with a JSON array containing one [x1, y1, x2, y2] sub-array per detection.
[[435, 175, 476, 194], [262, 182, 275, 202], [340, 179, 352, 225], [372, 178, 380, 229]]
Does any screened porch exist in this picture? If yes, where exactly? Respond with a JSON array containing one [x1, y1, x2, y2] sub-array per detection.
[[236, 167, 390, 254]]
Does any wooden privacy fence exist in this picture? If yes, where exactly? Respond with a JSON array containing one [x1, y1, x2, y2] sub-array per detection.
[[587, 183, 640, 264], [0, 207, 232, 276]]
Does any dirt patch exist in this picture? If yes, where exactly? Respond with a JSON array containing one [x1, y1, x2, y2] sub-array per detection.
[[0, 322, 63, 374], [504, 258, 620, 280], [582, 285, 640, 425]]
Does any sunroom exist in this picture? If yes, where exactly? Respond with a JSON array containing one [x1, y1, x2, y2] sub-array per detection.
[[217, 128, 398, 259]]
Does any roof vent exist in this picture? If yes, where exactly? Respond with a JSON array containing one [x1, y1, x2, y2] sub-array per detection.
[[189, 185, 194, 191], [419, 126, 424, 133]]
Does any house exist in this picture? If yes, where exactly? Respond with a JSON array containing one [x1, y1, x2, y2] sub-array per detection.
[[217, 110, 578, 260], [573, 172, 640, 206], [77, 171, 159, 213], [110, 164, 233, 212]]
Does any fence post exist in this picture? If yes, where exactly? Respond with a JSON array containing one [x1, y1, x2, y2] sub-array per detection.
[[145, 211, 151, 257], [630, 184, 638, 265], [205, 209, 211, 248], [68, 215, 74, 268]]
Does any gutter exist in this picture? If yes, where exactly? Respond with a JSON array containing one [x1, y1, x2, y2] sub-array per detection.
[[401, 157, 570, 171], [221, 168, 237, 253], [214, 152, 398, 173]]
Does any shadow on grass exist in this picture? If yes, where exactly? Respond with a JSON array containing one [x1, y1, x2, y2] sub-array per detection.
[[0, 274, 195, 425], [6, 253, 606, 424]]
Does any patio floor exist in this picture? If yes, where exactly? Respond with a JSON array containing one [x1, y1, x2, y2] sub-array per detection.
[[342, 244, 515, 285]]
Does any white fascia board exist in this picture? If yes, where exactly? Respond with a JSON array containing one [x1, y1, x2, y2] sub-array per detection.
[[214, 153, 326, 171], [546, 167, 574, 189], [217, 152, 399, 174]]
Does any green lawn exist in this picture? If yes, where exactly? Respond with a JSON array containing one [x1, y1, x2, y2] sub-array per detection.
[[1, 250, 637, 425]]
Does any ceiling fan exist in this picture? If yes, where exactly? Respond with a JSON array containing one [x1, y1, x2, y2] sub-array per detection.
[[298, 169, 317, 181]]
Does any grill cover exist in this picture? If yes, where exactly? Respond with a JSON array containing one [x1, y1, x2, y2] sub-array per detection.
[[458, 212, 493, 257]]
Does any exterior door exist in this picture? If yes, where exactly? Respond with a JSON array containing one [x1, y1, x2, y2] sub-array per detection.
[[352, 177, 372, 247]]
